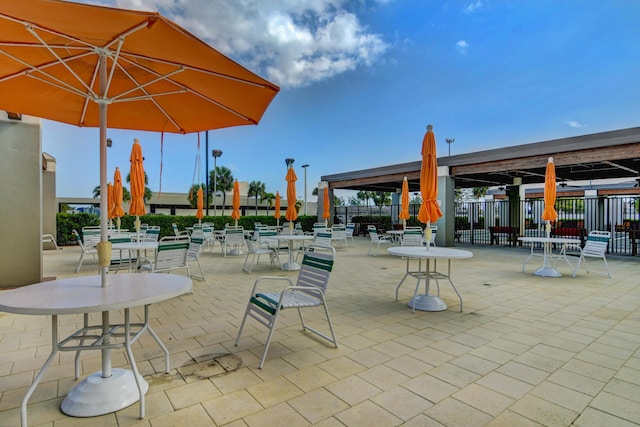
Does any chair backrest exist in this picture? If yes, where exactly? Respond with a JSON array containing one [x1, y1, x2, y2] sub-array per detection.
[[402, 229, 423, 246], [156, 236, 189, 269], [108, 235, 132, 244], [82, 228, 102, 247], [427, 225, 438, 246], [315, 231, 333, 247], [188, 235, 204, 256], [143, 226, 161, 242], [297, 245, 336, 296], [345, 223, 355, 237], [225, 228, 245, 244], [331, 225, 346, 238], [313, 223, 327, 236], [172, 223, 181, 236], [72, 229, 85, 249], [583, 230, 610, 256]]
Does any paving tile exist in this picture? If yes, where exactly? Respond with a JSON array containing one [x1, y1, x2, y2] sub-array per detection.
[[589, 391, 640, 424], [247, 376, 303, 407], [426, 397, 494, 426], [243, 402, 311, 427], [288, 388, 349, 424], [547, 368, 606, 396], [202, 389, 263, 425], [509, 394, 578, 426], [452, 383, 514, 416], [486, 410, 544, 426], [284, 365, 337, 392], [530, 381, 591, 413], [403, 374, 458, 403], [325, 375, 381, 406], [496, 361, 549, 385], [428, 363, 481, 388], [476, 371, 534, 399], [165, 379, 220, 410], [371, 385, 433, 421], [573, 407, 639, 427], [335, 400, 402, 426]]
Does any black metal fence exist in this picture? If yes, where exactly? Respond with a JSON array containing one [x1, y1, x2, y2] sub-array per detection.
[[334, 196, 640, 256]]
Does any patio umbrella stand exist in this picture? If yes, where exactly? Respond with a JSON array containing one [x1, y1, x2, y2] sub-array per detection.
[[536, 157, 560, 277], [414, 124, 445, 312]]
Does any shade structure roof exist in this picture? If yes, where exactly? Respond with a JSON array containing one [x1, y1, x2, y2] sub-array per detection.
[[322, 127, 640, 192], [0, 0, 279, 133]]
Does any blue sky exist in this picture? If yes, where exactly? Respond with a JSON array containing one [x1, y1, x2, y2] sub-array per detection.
[[44, 0, 640, 203]]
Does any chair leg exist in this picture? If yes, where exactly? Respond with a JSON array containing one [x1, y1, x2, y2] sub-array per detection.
[[76, 252, 85, 273]]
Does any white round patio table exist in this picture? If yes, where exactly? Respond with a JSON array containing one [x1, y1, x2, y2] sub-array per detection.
[[518, 236, 580, 277], [272, 234, 315, 271], [387, 246, 473, 312], [0, 273, 192, 426]]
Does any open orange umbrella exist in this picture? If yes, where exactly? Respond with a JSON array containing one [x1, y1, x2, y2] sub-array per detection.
[[231, 180, 241, 226], [322, 187, 330, 226], [274, 191, 281, 226], [399, 176, 410, 229], [128, 139, 146, 234], [541, 157, 558, 236], [112, 167, 125, 229], [285, 165, 298, 232], [195, 187, 204, 222], [418, 125, 443, 247]]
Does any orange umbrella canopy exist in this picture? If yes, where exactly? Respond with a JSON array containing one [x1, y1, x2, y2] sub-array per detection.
[[107, 183, 115, 220], [231, 180, 241, 221], [541, 157, 558, 222], [274, 191, 281, 220], [195, 187, 204, 220], [128, 139, 146, 217], [112, 167, 125, 219], [322, 188, 330, 220], [285, 166, 298, 222], [0, 1, 280, 133], [417, 125, 443, 225], [399, 176, 410, 223]]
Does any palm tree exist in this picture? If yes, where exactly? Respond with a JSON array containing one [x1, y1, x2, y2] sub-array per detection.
[[210, 166, 234, 216], [92, 185, 131, 201], [187, 183, 205, 209], [248, 180, 266, 215], [125, 171, 153, 202], [372, 191, 391, 215], [357, 190, 374, 206], [261, 192, 275, 215]]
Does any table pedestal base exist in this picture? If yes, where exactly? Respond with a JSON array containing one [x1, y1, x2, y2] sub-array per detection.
[[281, 261, 301, 271], [408, 294, 448, 312], [534, 267, 562, 277], [61, 368, 148, 417]]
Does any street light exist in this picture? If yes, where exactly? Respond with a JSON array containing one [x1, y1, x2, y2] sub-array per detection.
[[301, 164, 309, 216], [212, 149, 223, 216], [446, 138, 455, 156]]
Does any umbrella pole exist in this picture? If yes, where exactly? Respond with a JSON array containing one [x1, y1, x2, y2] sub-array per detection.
[[425, 221, 431, 251]]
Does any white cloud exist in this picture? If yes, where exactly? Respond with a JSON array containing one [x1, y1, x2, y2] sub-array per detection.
[[456, 40, 470, 54], [107, 0, 389, 88], [565, 120, 588, 128], [463, 1, 483, 15]]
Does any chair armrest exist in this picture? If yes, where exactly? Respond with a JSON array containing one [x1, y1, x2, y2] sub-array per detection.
[[251, 276, 293, 294]]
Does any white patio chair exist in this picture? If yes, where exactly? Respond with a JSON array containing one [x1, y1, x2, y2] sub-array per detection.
[[187, 233, 206, 281], [571, 230, 612, 278], [235, 245, 337, 368], [138, 236, 190, 277], [172, 223, 190, 237], [107, 235, 134, 272], [72, 229, 97, 273], [427, 225, 438, 247], [331, 225, 348, 249], [42, 233, 60, 252], [401, 229, 424, 247], [345, 223, 356, 247], [222, 227, 246, 256], [242, 236, 280, 273], [368, 230, 393, 256]]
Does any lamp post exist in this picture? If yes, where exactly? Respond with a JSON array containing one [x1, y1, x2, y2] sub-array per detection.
[[446, 138, 455, 156], [212, 149, 223, 216], [301, 164, 309, 216]]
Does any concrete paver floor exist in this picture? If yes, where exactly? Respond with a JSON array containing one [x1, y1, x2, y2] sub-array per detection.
[[1, 237, 639, 426]]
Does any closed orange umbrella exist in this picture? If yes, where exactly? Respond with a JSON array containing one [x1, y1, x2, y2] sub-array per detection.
[[399, 176, 410, 229], [231, 180, 241, 226], [418, 125, 443, 247], [128, 139, 146, 233], [112, 167, 125, 229], [285, 166, 298, 231], [322, 187, 330, 226], [196, 187, 204, 222], [107, 183, 115, 221], [274, 191, 281, 226], [541, 157, 558, 236]]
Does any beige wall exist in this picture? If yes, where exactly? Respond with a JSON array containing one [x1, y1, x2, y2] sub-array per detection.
[[0, 114, 42, 287]]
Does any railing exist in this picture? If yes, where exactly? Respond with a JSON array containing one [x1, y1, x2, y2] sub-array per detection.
[[334, 196, 640, 255]]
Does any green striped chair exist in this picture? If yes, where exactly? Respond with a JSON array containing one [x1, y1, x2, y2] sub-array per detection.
[[235, 245, 337, 368], [138, 236, 190, 277], [571, 230, 611, 278]]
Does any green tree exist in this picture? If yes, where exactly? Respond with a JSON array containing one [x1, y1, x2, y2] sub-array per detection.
[[357, 190, 374, 206], [372, 191, 391, 214], [187, 183, 205, 209], [472, 187, 489, 199], [312, 187, 318, 198], [248, 180, 266, 215], [261, 192, 276, 215], [348, 196, 362, 206], [210, 166, 234, 216], [92, 184, 131, 202]]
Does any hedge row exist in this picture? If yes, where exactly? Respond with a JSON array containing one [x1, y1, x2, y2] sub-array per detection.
[[56, 213, 320, 246]]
